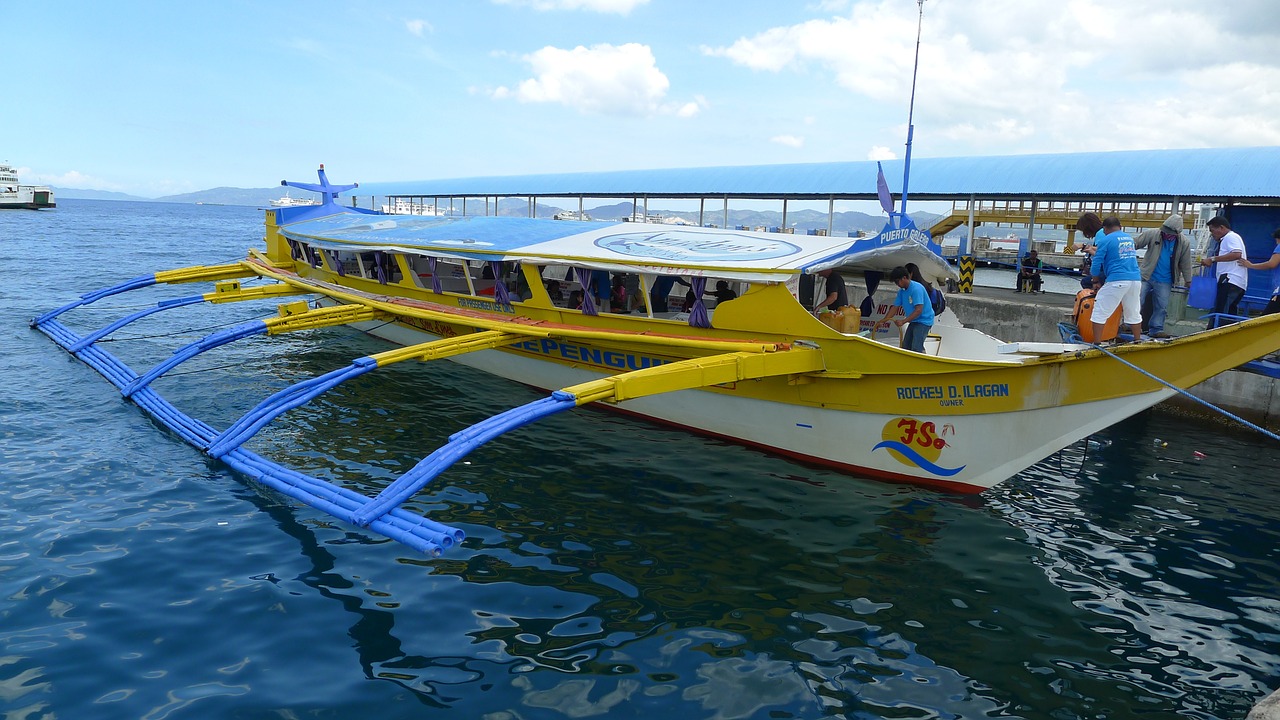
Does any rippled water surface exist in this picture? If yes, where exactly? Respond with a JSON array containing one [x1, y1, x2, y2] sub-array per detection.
[[1, 200, 1277, 719]]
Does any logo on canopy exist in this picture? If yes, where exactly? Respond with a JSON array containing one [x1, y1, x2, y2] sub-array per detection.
[[596, 230, 801, 262]]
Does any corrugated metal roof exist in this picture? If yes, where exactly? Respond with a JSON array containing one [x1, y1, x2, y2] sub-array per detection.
[[358, 146, 1280, 203]]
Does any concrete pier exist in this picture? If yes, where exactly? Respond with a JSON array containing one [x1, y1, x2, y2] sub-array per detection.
[[1250, 688, 1280, 719]]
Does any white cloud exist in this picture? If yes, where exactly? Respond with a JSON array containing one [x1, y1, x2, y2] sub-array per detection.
[[675, 95, 708, 118], [492, 0, 648, 14], [494, 43, 699, 117], [867, 146, 896, 161], [702, 0, 1280, 154], [405, 19, 433, 36], [24, 168, 116, 190], [771, 135, 804, 148]]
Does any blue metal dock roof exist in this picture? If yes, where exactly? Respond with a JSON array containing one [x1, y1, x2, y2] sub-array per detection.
[[359, 146, 1280, 203]]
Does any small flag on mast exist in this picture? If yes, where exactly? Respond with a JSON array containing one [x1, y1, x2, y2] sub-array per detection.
[[876, 162, 894, 216]]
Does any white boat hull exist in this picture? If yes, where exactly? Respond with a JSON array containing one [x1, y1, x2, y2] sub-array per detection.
[[0, 186, 56, 209], [343, 309, 1174, 492]]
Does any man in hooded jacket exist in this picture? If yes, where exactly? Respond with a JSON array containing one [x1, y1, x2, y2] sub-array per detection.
[[1133, 213, 1192, 338]]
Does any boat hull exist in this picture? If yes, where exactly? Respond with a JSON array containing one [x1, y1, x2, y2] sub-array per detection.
[[335, 301, 1182, 493], [0, 190, 56, 210]]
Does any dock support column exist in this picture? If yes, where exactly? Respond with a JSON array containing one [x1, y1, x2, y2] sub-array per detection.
[[958, 255, 975, 294], [963, 195, 975, 256]]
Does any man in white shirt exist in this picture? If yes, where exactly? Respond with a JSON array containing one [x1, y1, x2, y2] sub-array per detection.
[[1200, 216, 1247, 328]]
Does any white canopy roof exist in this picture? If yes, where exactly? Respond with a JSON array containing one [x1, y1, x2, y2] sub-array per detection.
[[280, 211, 957, 285]]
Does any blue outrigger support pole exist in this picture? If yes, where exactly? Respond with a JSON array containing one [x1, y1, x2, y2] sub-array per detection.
[[207, 358, 381, 458], [122, 320, 270, 398], [352, 393, 578, 527], [33, 275, 468, 556], [32, 274, 157, 327], [68, 295, 206, 352]]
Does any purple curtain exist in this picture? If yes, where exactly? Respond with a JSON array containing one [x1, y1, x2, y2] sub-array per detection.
[[574, 268, 598, 315], [489, 261, 511, 307], [426, 257, 442, 294], [305, 245, 321, 268], [688, 276, 710, 328], [328, 251, 345, 276], [373, 251, 388, 284], [860, 270, 882, 318], [286, 239, 303, 261]]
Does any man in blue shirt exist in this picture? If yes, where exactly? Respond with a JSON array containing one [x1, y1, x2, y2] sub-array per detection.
[[1080, 214, 1143, 343], [889, 266, 935, 353], [1133, 213, 1192, 338]]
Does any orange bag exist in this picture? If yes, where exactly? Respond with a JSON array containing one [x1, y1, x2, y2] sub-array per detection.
[[1073, 289, 1121, 343]]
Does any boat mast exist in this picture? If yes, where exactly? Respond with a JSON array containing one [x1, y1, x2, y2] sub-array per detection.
[[899, 0, 925, 225]]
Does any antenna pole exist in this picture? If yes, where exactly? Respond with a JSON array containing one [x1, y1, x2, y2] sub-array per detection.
[[899, 0, 925, 224]]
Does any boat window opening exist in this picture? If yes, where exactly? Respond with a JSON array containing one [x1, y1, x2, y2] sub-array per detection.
[[614, 272, 643, 315], [321, 248, 335, 273], [405, 254, 442, 293], [795, 273, 815, 310], [581, 267, 618, 316], [698, 277, 742, 310], [415, 257, 472, 295], [324, 249, 339, 276], [357, 252, 378, 280], [307, 244, 323, 269], [534, 267, 649, 315], [386, 254, 405, 284], [637, 275, 744, 326], [475, 260, 515, 305], [507, 262, 531, 303], [467, 260, 503, 299], [384, 253, 404, 284], [333, 250, 360, 278], [351, 251, 399, 285], [540, 265, 583, 309]]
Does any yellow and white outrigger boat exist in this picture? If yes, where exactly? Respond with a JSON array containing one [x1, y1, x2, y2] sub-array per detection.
[[32, 168, 1280, 556]]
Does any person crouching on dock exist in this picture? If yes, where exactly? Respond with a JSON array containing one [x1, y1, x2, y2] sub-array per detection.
[[1078, 213, 1143, 344]]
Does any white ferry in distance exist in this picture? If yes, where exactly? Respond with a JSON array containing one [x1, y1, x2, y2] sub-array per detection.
[[0, 163, 56, 210], [381, 198, 443, 216], [269, 191, 319, 208]]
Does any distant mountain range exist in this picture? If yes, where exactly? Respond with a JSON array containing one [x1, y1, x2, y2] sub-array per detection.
[[53, 185, 295, 204], [52, 186, 944, 236]]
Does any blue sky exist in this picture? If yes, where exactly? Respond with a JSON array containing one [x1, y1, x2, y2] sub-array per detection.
[[9, 0, 1280, 198]]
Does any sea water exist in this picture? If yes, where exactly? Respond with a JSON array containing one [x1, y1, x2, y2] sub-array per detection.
[[1, 200, 1277, 719]]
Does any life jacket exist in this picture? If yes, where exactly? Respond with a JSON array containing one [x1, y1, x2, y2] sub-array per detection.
[[1073, 289, 1121, 343]]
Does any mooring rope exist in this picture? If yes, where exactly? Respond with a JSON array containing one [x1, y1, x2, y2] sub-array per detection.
[[1092, 342, 1280, 443], [166, 361, 271, 378]]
